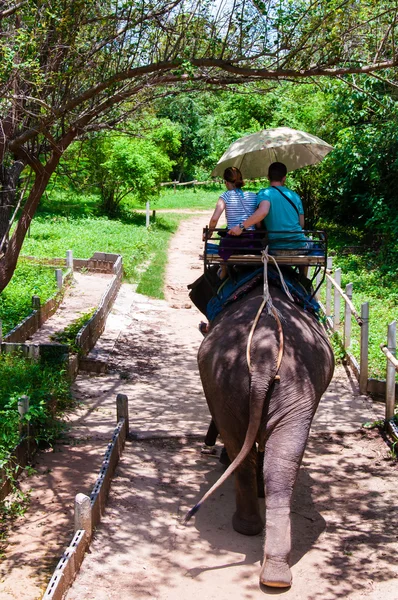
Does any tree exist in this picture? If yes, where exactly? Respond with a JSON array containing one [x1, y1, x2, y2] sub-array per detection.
[[0, 0, 397, 291]]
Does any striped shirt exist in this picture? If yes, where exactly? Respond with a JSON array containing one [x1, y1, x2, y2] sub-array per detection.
[[220, 189, 258, 230]]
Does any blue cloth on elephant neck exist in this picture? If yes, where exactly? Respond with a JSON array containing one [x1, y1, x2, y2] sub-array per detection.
[[206, 267, 321, 322]]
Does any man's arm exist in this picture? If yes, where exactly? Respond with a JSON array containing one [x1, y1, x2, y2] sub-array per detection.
[[229, 201, 270, 236]]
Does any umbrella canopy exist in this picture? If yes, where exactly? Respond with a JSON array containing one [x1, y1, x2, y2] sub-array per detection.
[[211, 126, 333, 179]]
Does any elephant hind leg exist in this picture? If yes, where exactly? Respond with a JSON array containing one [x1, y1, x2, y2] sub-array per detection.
[[230, 444, 263, 536]]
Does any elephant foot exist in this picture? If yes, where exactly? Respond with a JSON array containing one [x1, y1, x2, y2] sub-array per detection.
[[259, 556, 292, 588], [232, 511, 263, 536]]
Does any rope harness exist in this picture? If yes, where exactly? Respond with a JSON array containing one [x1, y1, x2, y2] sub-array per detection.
[[246, 247, 287, 377]]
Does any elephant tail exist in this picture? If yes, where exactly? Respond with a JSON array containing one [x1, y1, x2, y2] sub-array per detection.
[[184, 306, 282, 525]]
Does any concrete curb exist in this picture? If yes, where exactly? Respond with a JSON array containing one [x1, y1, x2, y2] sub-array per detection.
[[42, 394, 129, 600]]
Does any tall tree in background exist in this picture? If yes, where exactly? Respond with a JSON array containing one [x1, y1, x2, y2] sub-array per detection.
[[0, 0, 397, 291]]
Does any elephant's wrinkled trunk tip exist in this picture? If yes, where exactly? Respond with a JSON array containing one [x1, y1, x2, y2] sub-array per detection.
[[183, 503, 200, 525]]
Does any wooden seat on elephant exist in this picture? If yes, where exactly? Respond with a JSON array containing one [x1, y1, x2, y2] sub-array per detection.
[[203, 228, 327, 268], [202, 228, 327, 298]]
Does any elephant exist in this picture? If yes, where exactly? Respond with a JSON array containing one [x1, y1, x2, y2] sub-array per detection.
[[185, 273, 334, 588]]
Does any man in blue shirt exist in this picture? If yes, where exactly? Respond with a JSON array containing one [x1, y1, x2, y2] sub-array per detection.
[[229, 162, 308, 250]]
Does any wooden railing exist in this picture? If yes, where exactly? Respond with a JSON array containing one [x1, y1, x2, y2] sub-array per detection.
[[380, 321, 397, 432], [314, 260, 397, 424]]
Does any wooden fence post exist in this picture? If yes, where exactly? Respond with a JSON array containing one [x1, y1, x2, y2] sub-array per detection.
[[359, 302, 369, 394], [333, 268, 341, 330], [173, 180, 177, 193], [116, 393, 129, 436], [66, 249, 73, 270], [385, 320, 397, 420], [145, 201, 150, 228], [55, 269, 63, 291], [314, 269, 321, 300], [326, 257, 333, 317], [18, 395, 30, 457], [74, 493, 92, 542], [344, 283, 353, 349]]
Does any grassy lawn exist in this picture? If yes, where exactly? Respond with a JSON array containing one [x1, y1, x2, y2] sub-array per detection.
[[22, 203, 185, 299], [0, 260, 59, 335], [126, 185, 219, 210]]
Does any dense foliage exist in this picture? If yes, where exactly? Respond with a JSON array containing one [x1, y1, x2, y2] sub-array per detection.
[[0, 353, 72, 467], [1, 0, 397, 292]]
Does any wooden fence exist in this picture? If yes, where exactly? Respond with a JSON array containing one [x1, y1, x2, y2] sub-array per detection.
[[160, 177, 268, 190], [380, 321, 398, 441], [314, 259, 397, 425]]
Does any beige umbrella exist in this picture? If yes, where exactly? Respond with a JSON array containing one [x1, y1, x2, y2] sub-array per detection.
[[211, 126, 333, 179]]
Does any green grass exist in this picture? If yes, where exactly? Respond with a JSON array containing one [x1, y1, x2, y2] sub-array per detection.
[[22, 206, 184, 299], [126, 185, 220, 210], [0, 260, 59, 334]]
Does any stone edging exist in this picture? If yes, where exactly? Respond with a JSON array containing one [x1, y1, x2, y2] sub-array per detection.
[[75, 255, 123, 356], [42, 394, 129, 600]]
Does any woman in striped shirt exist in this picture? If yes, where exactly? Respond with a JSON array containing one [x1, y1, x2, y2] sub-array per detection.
[[207, 167, 259, 277]]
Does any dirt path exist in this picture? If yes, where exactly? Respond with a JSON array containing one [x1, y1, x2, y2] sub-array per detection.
[[60, 215, 397, 600], [29, 272, 113, 344]]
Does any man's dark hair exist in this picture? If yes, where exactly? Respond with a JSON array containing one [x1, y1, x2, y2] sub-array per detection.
[[268, 162, 287, 181]]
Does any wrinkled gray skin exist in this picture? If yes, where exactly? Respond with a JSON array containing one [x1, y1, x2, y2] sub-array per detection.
[[197, 284, 334, 588]]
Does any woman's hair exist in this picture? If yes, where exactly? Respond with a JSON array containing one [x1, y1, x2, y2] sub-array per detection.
[[223, 166, 244, 189]]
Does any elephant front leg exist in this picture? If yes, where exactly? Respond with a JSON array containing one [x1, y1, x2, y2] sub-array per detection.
[[260, 445, 307, 587], [231, 447, 263, 536]]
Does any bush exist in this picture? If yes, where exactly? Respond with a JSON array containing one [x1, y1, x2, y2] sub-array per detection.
[[0, 353, 72, 466]]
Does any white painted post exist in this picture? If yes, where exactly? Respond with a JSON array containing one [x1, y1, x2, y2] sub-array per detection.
[[74, 493, 92, 542], [326, 257, 333, 317], [333, 268, 341, 330], [359, 302, 369, 395], [344, 283, 353, 349], [314, 270, 321, 300], [32, 295, 40, 309], [145, 201, 150, 228], [55, 268, 63, 291], [32, 295, 41, 329], [66, 249, 73, 270], [18, 395, 30, 446], [116, 393, 129, 436], [385, 320, 397, 421], [18, 395, 29, 419]]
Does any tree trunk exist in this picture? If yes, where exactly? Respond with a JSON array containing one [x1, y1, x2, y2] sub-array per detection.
[[0, 168, 52, 292], [0, 160, 26, 252]]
